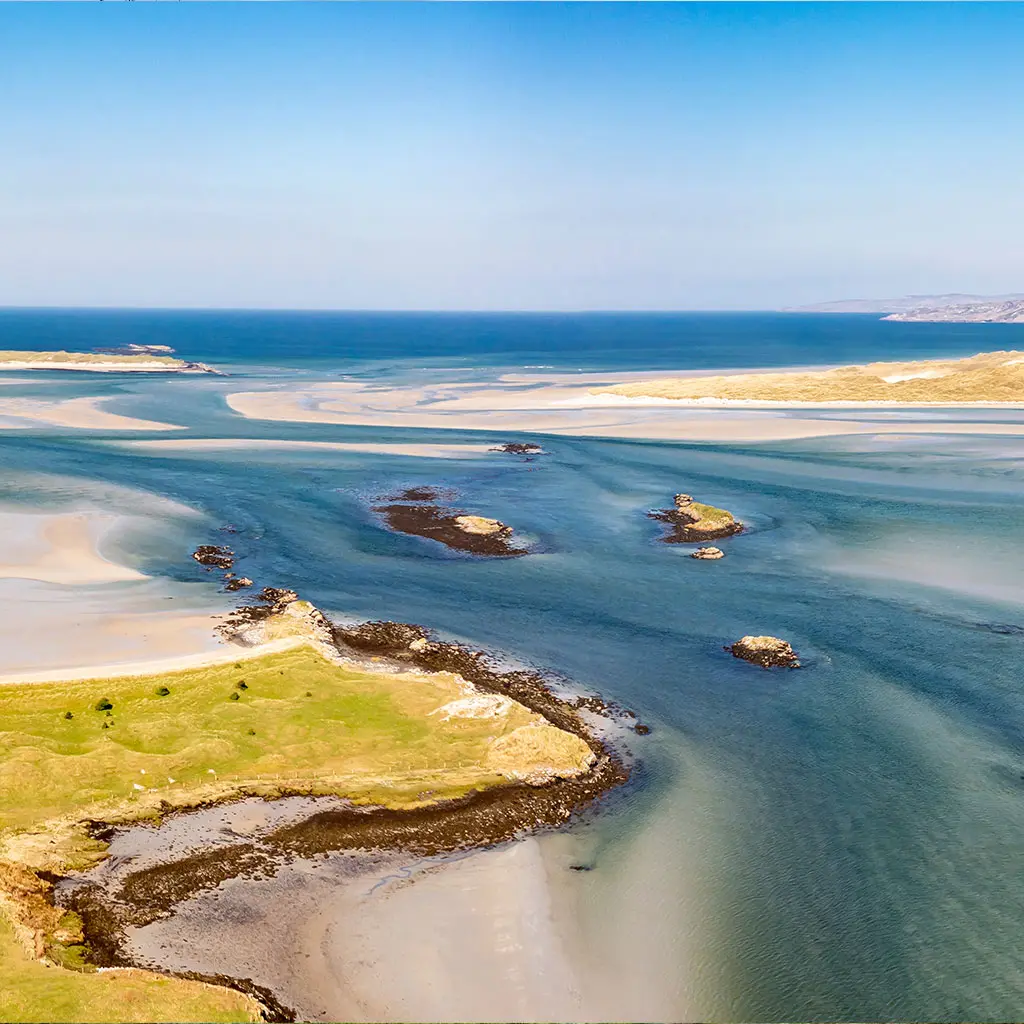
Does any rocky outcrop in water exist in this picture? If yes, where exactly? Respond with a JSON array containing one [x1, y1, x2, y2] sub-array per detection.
[[192, 545, 234, 570], [649, 493, 743, 544], [373, 488, 526, 557], [728, 635, 800, 669], [223, 575, 253, 592], [691, 546, 724, 560], [490, 441, 545, 455]]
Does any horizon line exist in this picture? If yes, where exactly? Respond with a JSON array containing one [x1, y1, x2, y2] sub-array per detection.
[[0, 305, 871, 316]]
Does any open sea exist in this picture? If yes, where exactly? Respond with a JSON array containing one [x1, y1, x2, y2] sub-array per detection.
[[4, 310, 1024, 1021]]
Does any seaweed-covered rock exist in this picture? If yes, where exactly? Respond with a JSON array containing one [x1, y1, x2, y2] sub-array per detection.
[[336, 620, 430, 652], [490, 441, 544, 455], [224, 576, 253, 592], [728, 635, 800, 669], [192, 545, 234, 570], [373, 490, 525, 557]]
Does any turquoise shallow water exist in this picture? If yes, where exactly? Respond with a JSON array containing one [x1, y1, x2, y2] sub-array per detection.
[[4, 313, 1024, 1020]]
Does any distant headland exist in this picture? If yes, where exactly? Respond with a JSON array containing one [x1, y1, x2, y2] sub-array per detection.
[[0, 346, 220, 373], [784, 293, 1024, 322]]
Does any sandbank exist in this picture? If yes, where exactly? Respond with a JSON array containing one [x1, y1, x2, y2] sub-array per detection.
[[117, 438, 491, 458], [226, 378, 1024, 443], [0, 396, 181, 431], [0, 511, 145, 585], [0, 507, 228, 677]]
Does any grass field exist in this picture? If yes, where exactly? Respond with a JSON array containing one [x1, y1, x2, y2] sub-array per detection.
[[686, 501, 737, 532], [0, 915, 256, 1023], [0, 641, 593, 1023]]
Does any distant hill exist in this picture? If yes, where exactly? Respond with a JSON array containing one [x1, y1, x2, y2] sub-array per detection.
[[882, 298, 1024, 323], [785, 294, 1024, 314]]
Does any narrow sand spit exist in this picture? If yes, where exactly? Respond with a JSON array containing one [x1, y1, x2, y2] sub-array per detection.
[[0, 635, 305, 687], [0, 396, 181, 431], [226, 378, 1024, 443], [117, 438, 492, 458]]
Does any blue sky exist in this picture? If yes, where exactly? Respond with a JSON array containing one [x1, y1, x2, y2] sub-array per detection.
[[1, 3, 1022, 310]]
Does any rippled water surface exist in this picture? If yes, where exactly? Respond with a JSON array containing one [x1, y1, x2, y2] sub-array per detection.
[[4, 312, 1024, 1021]]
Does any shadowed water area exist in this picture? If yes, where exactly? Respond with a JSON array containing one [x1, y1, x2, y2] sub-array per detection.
[[3, 312, 1024, 1021]]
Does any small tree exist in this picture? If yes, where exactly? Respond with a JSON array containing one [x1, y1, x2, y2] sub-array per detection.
[[95, 698, 113, 712]]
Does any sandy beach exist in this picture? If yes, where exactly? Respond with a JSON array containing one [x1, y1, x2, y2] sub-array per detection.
[[0, 396, 182, 431], [122, 836, 594, 1024], [226, 377, 1024, 443]]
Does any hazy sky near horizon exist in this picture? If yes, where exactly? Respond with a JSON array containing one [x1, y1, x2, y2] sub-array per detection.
[[1, 2, 1022, 311]]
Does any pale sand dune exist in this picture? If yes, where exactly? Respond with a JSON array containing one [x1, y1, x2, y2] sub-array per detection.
[[598, 350, 1024, 404], [117, 438, 492, 458], [0, 511, 145, 584], [0, 396, 181, 431], [227, 379, 1024, 443]]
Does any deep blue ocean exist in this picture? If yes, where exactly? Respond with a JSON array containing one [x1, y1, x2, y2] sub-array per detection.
[[4, 310, 1024, 1022], [0, 307, 1016, 373]]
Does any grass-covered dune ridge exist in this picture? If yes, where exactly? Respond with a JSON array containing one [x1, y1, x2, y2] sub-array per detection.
[[598, 350, 1024, 404], [0, 600, 606, 1023], [0, 350, 214, 373]]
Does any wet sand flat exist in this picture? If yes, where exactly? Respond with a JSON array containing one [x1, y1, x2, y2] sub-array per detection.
[[118, 438, 492, 458], [123, 838, 594, 1024], [226, 378, 1024, 443], [0, 396, 181, 431]]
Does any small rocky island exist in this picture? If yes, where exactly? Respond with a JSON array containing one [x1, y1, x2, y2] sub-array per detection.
[[373, 487, 527, 557], [692, 546, 725, 560], [728, 635, 800, 669], [649, 493, 743, 544]]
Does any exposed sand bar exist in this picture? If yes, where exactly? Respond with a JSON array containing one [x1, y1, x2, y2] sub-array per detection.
[[117, 438, 492, 458], [0, 511, 145, 584], [0, 396, 181, 431], [0, 507, 229, 678], [0, 635, 304, 687], [227, 379, 1024, 443], [0, 584, 229, 679]]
